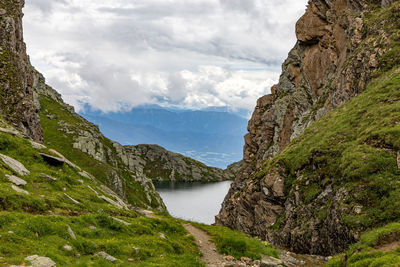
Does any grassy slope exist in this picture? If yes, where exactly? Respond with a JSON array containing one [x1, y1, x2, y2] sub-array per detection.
[[0, 109, 276, 266], [39, 95, 162, 209], [0, 125, 202, 266], [327, 223, 400, 266], [273, 68, 400, 230]]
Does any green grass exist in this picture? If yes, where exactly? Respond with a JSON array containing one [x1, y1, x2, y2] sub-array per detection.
[[0, 212, 205, 267], [192, 222, 280, 260], [326, 223, 400, 267], [272, 67, 400, 230], [39, 95, 164, 209], [0, 122, 281, 266], [0, 128, 205, 266]]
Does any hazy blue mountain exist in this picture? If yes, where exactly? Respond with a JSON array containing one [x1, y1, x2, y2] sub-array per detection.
[[80, 106, 247, 168]]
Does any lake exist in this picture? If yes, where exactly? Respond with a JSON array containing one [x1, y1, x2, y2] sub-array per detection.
[[154, 181, 233, 225]]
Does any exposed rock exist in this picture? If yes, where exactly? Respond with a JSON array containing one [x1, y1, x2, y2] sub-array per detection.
[[64, 193, 80, 205], [0, 126, 24, 138], [30, 140, 46, 150], [79, 171, 95, 181], [6, 174, 27, 186], [99, 195, 124, 209], [63, 244, 73, 251], [381, 0, 394, 7], [33, 71, 165, 210], [24, 255, 56, 267], [0, 1, 43, 142], [87, 185, 99, 195], [0, 153, 30, 175], [260, 255, 284, 267], [39, 173, 57, 181], [112, 217, 132, 226], [217, 0, 398, 257], [11, 185, 29, 195], [48, 149, 81, 170], [67, 226, 76, 240], [226, 160, 245, 175], [99, 185, 130, 210], [123, 144, 233, 182], [39, 153, 65, 166], [96, 251, 117, 262]]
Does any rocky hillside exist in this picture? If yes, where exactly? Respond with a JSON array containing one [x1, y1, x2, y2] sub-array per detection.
[[0, 1, 285, 266], [217, 0, 400, 257], [34, 69, 232, 184], [0, 0, 42, 142], [125, 144, 233, 182]]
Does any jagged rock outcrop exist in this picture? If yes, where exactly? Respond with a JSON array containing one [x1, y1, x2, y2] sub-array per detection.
[[32, 70, 164, 209], [124, 144, 233, 182], [0, 0, 42, 142], [217, 0, 400, 256]]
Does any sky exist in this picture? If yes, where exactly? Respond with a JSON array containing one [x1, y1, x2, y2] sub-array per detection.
[[23, 0, 308, 113]]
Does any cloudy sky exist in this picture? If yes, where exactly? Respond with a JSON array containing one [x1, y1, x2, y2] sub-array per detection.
[[23, 0, 307, 113]]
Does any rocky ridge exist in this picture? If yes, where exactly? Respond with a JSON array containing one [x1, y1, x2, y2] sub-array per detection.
[[217, 0, 400, 256], [0, 0, 42, 142], [34, 70, 232, 183]]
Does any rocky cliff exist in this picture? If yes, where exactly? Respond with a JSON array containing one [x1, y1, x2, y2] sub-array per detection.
[[0, 0, 42, 142], [124, 144, 233, 182], [217, 0, 400, 256]]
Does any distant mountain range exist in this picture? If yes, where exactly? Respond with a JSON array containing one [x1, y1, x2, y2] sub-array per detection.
[[80, 106, 248, 168]]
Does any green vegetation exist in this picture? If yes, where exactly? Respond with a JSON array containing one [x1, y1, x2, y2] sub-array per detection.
[[326, 223, 400, 267], [0, 211, 205, 267], [0, 124, 205, 266], [273, 67, 400, 229], [39, 95, 163, 209], [0, 118, 281, 266], [193, 223, 279, 260]]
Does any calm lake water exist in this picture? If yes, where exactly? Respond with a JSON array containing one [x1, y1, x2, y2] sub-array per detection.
[[154, 181, 233, 225]]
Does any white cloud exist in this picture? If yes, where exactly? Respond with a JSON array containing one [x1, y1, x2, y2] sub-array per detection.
[[23, 0, 307, 113]]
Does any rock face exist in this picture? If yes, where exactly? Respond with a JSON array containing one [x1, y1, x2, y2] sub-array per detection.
[[0, 0, 42, 142], [242, 0, 381, 166], [0, 153, 30, 176], [217, 0, 399, 256], [123, 144, 233, 182]]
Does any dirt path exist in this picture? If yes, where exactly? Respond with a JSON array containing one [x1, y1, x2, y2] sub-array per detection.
[[183, 224, 226, 267]]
